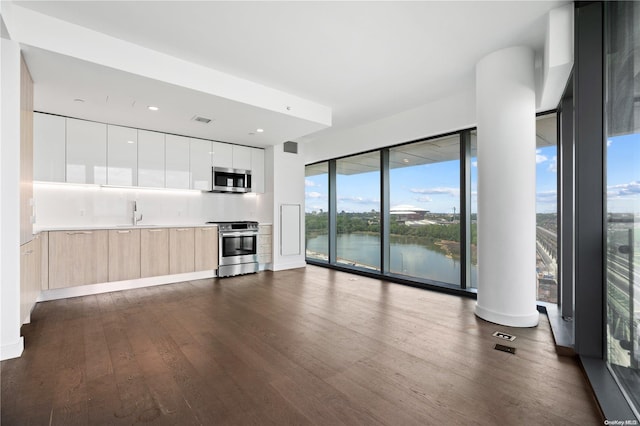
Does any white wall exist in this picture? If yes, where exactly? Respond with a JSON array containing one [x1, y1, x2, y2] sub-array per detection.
[[303, 89, 476, 164], [1, 38, 24, 360], [33, 184, 271, 230], [269, 143, 306, 271]]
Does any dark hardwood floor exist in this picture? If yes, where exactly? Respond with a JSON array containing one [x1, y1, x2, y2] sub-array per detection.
[[2, 266, 601, 425]]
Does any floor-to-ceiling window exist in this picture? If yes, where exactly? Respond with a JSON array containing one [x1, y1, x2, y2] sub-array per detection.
[[470, 131, 478, 289], [388, 135, 461, 285], [305, 162, 329, 262], [535, 113, 558, 303], [336, 152, 381, 271], [605, 0, 640, 413], [305, 123, 555, 293]]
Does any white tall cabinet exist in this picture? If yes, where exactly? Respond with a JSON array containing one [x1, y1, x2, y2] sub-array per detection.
[[66, 118, 107, 184], [165, 134, 190, 189], [190, 138, 212, 190], [138, 130, 165, 188], [33, 113, 65, 182], [107, 124, 138, 186]]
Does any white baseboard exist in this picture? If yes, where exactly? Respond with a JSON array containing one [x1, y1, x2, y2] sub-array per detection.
[[38, 270, 216, 302], [1, 337, 24, 361]]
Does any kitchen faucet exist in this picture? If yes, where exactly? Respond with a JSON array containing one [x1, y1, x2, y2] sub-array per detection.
[[133, 201, 143, 225]]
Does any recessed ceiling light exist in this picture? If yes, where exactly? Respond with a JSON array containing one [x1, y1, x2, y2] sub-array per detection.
[[256, 128, 264, 133], [127, 140, 135, 144], [147, 106, 159, 111], [73, 98, 85, 103], [403, 158, 410, 163]]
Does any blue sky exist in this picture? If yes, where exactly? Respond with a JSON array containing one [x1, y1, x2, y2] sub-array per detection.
[[305, 144, 560, 214], [607, 133, 640, 214]]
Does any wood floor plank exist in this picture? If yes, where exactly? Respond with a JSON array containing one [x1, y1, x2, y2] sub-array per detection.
[[2, 265, 602, 425]]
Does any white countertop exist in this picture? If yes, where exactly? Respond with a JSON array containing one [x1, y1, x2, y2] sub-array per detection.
[[34, 223, 275, 233], [34, 223, 219, 232]]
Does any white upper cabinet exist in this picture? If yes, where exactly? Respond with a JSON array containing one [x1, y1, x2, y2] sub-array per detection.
[[107, 125, 137, 186], [138, 130, 165, 188], [232, 145, 252, 171], [211, 141, 233, 169], [251, 148, 265, 193], [66, 118, 107, 184], [190, 138, 213, 190], [165, 134, 190, 189], [33, 113, 65, 182]]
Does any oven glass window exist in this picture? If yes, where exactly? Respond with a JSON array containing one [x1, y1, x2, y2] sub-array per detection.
[[222, 235, 257, 257]]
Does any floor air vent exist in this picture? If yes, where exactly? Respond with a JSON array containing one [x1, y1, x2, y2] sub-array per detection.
[[494, 344, 516, 354]]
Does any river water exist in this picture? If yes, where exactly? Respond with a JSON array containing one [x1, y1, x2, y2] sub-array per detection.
[[306, 233, 478, 286]]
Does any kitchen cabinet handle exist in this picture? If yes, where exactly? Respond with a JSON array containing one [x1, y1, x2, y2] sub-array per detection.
[[201, 227, 214, 231], [176, 228, 190, 232], [148, 229, 163, 233], [66, 231, 93, 235], [23, 250, 33, 255], [117, 230, 131, 234]]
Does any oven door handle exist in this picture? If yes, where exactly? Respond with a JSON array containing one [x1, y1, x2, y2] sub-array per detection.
[[219, 231, 257, 238]]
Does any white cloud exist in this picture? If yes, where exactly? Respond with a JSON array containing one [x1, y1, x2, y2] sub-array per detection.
[[608, 181, 640, 198], [471, 161, 478, 168], [536, 190, 557, 204], [306, 191, 324, 199], [414, 196, 433, 203], [410, 187, 460, 197], [547, 155, 557, 173], [607, 139, 613, 147], [536, 149, 548, 164], [338, 196, 380, 205], [305, 179, 317, 187]]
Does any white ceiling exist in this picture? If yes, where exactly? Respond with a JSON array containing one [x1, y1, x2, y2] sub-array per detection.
[[10, 0, 567, 147]]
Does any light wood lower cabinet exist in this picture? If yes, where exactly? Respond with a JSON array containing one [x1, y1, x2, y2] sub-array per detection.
[[195, 226, 218, 271], [20, 236, 41, 323], [48, 230, 108, 289], [45, 226, 218, 288], [169, 228, 195, 274], [40, 231, 49, 290], [258, 225, 272, 264], [140, 228, 169, 278], [108, 229, 141, 281]]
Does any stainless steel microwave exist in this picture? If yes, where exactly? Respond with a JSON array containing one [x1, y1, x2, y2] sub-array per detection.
[[211, 167, 252, 193]]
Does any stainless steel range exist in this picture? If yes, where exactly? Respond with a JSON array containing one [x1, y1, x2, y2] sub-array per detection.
[[207, 221, 259, 277]]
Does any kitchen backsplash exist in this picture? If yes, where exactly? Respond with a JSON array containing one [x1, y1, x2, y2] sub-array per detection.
[[33, 182, 272, 230]]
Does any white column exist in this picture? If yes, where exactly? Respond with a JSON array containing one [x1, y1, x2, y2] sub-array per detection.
[[0, 38, 25, 359], [475, 46, 539, 327]]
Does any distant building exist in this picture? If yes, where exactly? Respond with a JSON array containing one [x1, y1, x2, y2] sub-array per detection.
[[390, 205, 429, 222]]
